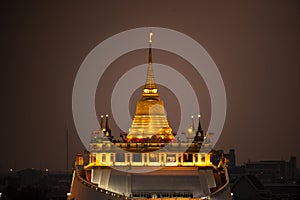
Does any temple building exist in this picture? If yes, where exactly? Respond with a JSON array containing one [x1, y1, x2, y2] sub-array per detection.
[[68, 32, 232, 200]]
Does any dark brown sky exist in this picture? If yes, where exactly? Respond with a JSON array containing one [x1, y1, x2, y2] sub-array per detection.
[[1, 0, 300, 172]]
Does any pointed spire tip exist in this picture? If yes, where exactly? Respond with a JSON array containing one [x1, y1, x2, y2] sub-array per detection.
[[149, 31, 153, 44], [144, 31, 157, 92]]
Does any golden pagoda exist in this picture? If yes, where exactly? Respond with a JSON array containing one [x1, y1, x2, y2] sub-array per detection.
[[127, 32, 174, 142], [69, 31, 232, 200]]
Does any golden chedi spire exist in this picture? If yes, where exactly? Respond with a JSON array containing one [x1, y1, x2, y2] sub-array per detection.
[[144, 31, 157, 91], [127, 32, 174, 143]]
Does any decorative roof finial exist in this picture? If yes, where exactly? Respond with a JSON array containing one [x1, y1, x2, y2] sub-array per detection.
[[100, 115, 105, 131], [149, 31, 153, 44], [197, 114, 204, 137], [105, 114, 110, 131], [191, 115, 195, 131]]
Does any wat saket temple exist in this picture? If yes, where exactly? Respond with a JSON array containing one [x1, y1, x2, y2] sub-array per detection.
[[68, 32, 232, 200]]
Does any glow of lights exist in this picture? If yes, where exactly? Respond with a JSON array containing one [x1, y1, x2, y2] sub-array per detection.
[[67, 193, 71, 196], [9, 168, 13, 172], [198, 114, 201, 118], [106, 114, 108, 117], [45, 168, 49, 172], [230, 193, 233, 196], [101, 115, 103, 118], [144, 89, 149, 93]]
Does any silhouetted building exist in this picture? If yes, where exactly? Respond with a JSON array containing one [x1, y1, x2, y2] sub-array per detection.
[[0, 168, 72, 200], [231, 174, 271, 200], [228, 149, 236, 169], [221, 150, 300, 200], [264, 183, 300, 200], [212, 149, 300, 199], [244, 157, 297, 184], [289, 156, 297, 181]]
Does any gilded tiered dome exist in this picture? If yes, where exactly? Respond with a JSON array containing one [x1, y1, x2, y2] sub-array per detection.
[[127, 32, 174, 142]]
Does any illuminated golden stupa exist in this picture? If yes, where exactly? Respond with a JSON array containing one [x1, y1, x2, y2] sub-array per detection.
[[69, 31, 232, 200], [127, 32, 174, 142]]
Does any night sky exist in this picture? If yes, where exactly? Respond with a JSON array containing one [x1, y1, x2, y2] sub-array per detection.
[[1, 1, 300, 172]]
